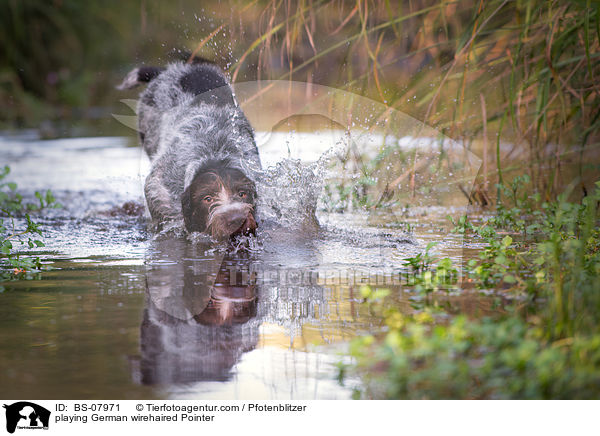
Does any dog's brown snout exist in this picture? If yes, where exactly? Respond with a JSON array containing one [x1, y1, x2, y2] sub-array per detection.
[[227, 210, 257, 237], [238, 212, 257, 235], [209, 202, 256, 239], [226, 210, 249, 230]]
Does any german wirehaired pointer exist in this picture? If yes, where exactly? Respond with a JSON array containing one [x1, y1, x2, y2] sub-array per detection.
[[118, 59, 260, 240]]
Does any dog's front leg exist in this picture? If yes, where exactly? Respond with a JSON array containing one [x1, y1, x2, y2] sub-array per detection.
[[144, 168, 179, 228]]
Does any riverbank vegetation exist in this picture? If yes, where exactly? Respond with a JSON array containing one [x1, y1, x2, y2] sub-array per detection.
[[338, 177, 600, 399]]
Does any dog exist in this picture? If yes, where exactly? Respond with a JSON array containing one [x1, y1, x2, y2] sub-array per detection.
[[118, 59, 261, 240]]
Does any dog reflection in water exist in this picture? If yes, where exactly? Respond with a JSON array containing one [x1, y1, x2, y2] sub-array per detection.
[[194, 264, 257, 326], [131, 244, 260, 385]]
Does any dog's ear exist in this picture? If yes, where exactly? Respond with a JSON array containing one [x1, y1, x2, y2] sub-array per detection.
[[181, 184, 195, 231], [181, 184, 208, 233], [117, 66, 164, 90]]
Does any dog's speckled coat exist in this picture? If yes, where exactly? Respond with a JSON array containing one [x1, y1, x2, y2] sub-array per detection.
[[121, 61, 261, 229]]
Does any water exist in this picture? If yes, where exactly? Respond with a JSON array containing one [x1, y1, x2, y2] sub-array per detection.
[[0, 133, 493, 399]]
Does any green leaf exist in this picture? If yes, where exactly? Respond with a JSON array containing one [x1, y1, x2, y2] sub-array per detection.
[[0, 165, 9, 179], [360, 285, 372, 298], [495, 255, 507, 265], [45, 190, 55, 205], [533, 256, 545, 266], [372, 288, 391, 300], [425, 241, 439, 251], [437, 258, 453, 269]]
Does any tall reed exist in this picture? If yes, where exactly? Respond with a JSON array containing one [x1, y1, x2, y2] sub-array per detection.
[[2, 0, 598, 200], [223, 0, 600, 201]]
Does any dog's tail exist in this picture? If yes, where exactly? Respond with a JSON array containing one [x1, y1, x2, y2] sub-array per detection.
[[116, 66, 164, 90], [117, 51, 215, 90]]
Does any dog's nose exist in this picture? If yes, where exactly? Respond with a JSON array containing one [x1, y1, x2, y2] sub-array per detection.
[[210, 203, 256, 239], [229, 212, 257, 238], [226, 210, 248, 232]]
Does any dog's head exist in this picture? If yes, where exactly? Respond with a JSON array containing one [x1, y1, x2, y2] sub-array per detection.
[[181, 161, 257, 239]]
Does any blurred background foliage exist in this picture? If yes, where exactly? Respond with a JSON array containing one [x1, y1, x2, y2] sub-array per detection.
[[1, 0, 599, 196]]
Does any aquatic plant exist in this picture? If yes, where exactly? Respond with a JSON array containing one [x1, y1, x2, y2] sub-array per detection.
[[401, 242, 458, 299], [0, 166, 59, 285], [459, 178, 600, 338], [339, 177, 600, 399]]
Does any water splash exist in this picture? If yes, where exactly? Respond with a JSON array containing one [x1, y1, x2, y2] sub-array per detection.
[[256, 152, 333, 233]]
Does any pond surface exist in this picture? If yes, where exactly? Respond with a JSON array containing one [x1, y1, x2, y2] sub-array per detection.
[[0, 133, 494, 399]]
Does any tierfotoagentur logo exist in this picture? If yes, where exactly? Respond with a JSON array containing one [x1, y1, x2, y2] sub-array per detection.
[[3, 402, 50, 434]]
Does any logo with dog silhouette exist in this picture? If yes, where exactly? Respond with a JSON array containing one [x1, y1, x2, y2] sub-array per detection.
[[3, 402, 50, 433]]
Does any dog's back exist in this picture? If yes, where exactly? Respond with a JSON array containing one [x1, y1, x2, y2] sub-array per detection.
[[119, 60, 238, 158]]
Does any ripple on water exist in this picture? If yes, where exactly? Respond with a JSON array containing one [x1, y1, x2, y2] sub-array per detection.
[[1, 133, 483, 400]]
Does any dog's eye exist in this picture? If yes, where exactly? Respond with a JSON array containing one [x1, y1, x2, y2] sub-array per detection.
[[238, 191, 248, 199], [203, 196, 213, 203]]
